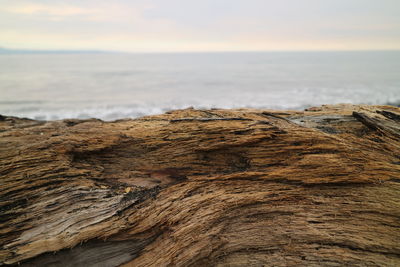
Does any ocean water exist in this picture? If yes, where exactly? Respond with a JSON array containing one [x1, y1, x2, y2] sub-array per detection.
[[0, 51, 399, 121]]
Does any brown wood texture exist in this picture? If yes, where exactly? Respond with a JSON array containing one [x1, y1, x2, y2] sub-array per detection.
[[1, 104, 400, 266]]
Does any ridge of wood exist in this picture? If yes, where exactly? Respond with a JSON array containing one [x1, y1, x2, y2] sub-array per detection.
[[1, 104, 400, 266]]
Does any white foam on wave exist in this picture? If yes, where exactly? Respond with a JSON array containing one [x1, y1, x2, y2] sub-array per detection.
[[1, 91, 399, 122]]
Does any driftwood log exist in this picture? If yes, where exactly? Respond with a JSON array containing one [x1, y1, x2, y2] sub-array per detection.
[[1, 104, 400, 266]]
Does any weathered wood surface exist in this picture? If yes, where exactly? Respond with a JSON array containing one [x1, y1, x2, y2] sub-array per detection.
[[1, 104, 400, 266]]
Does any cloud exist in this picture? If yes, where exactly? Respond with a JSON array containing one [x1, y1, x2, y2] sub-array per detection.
[[2, 4, 88, 17], [0, 0, 399, 52], [0, 1, 157, 22]]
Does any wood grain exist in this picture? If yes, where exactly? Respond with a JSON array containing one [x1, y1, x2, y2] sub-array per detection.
[[1, 104, 400, 266]]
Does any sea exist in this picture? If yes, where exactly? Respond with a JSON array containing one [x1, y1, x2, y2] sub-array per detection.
[[0, 51, 399, 121]]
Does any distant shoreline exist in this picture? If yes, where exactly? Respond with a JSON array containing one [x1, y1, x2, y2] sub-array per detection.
[[0, 48, 111, 54], [1, 48, 400, 55]]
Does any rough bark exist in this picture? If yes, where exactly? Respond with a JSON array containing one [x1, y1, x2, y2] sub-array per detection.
[[1, 104, 400, 267]]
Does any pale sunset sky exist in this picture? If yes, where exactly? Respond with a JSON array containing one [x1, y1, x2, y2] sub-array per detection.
[[0, 0, 399, 52]]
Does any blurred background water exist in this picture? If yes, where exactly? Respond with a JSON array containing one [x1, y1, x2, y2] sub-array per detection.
[[0, 51, 399, 121]]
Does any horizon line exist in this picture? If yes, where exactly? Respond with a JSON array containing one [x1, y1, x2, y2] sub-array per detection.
[[1, 47, 400, 54]]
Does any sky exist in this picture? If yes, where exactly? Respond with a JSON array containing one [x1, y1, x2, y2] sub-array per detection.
[[0, 0, 399, 52]]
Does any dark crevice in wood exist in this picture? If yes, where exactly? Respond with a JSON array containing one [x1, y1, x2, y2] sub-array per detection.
[[377, 110, 400, 122], [16, 236, 160, 267], [169, 117, 252, 123]]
